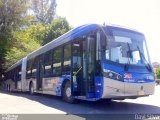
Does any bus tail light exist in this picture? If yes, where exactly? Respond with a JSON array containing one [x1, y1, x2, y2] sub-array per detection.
[[95, 83, 102, 86]]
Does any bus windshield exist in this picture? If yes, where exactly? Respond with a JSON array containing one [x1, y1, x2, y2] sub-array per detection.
[[103, 26, 151, 68]]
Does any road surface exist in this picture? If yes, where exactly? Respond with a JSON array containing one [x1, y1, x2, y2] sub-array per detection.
[[0, 85, 160, 120]]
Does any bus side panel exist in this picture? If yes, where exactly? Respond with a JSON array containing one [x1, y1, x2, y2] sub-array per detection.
[[42, 77, 59, 95], [21, 57, 27, 91], [41, 76, 69, 96]]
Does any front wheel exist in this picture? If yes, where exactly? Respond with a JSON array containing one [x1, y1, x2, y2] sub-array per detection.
[[106, 99, 112, 103], [62, 81, 75, 103]]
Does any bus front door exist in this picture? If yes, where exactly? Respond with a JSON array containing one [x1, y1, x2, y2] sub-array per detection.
[[71, 36, 96, 98], [72, 40, 84, 96], [86, 36, 96, 97]]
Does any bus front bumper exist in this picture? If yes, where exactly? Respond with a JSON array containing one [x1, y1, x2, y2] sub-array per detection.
[[101, 77, 155, 99]]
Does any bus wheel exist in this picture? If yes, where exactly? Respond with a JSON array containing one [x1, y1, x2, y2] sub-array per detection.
[[105, 99, 112, 104], [29, 82, 34, 95], [62, 81, 75, 103], [9, 84, 11, 92]]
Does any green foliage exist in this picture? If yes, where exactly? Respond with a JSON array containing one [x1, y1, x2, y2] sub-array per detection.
[[0, 0, 30, 79], [155, 68, 160, 79], [0, 33, 9, 75], [4, 17, 72, 68], [31, 0, 57, 23], [21, 23, 49, 44], [0, 0, 32, 32], [0, 0, 72, 84], [5, 24, 45, 68], [43, 17, 72, 45]]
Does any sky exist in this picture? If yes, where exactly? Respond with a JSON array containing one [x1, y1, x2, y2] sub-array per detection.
[[56, 0, 160, 62]]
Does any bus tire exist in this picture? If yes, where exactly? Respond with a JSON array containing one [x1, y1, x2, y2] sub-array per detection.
[[9, 84, 11, 92], [29, 82, 34, 95], [62, 81, 75, 103], [106, 99, 112, 103]]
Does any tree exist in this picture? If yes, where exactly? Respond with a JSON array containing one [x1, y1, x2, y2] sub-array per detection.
[[31, 0, 57, 24], [155, 68, 160, 79], [0, 0, 71, 84], [0, 0, 30, 80], [42, 17, 72, 45], [5, 24, 48, 68], [5, 18, 72, 67], [0, 0, 33, 32]]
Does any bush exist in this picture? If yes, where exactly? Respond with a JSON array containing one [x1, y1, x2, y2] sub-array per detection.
[[155, 68, 160, 79]]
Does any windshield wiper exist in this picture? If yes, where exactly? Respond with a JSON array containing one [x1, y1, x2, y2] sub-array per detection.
[[124, 43, 133, 71], [127, 42, 133, 61], [137, 46, 152, 72]]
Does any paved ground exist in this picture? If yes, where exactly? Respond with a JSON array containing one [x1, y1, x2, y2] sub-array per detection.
[[0, 86, 160, 119]]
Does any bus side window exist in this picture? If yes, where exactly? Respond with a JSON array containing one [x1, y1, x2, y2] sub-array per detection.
[[62, 44, 71, 74], [72, 41, 82, 71], [53, 48, 62, 76], [44, 51, 53, 77], [26, 60, 32, 79], [31, 58, 37, 78]]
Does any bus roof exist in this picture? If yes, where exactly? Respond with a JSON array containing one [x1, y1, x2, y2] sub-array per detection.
[[26, 24, 99, 60], [6, 59, 22, 72], [6, 24, 99, 72], [6, 23, 142, 72], [106, 23, 142, 34]]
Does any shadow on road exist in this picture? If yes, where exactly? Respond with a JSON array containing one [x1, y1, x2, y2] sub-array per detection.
[[1, 91, 160, 115]]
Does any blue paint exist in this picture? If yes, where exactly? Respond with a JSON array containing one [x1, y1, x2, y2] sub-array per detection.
[[95, 76, 103, 98], [56, 75, 71, 96], [102, 63, 155, 83]]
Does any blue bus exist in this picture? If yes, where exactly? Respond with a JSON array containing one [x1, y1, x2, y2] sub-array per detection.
[[4, 24, 155, 103]]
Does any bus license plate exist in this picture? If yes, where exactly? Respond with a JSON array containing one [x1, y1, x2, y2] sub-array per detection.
[[138, 91, 144, 96]]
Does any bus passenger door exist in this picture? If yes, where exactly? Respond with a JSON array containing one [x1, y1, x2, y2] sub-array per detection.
[[71, 40, 84, 96], [71, 36, 96, 97]]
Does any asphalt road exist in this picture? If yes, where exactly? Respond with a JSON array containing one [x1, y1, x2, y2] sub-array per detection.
[[0, 86, 160, 120]]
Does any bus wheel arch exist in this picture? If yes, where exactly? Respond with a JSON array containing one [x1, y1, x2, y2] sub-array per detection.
[[61, 79, 75, 103], [29, 81, 34, 95]]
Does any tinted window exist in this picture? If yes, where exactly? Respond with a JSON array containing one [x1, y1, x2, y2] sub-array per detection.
[[63, 44, 71, 74], [53, 48, 62, 76], [31, 58, 37, 78], [27, 60, 32, 79], [44, 51, 53, 77], [18, 65, 22, 81]]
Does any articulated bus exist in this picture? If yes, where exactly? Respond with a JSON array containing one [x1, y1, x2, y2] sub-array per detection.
[[4, 24, 155, 103]]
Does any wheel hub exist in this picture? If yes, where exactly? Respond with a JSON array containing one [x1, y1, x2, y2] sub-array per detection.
[[66, 87, 71, 97]]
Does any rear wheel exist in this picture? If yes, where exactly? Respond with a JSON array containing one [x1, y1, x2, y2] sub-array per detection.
[[62, 81, 75, 103], [29, 82, 34, 95], [8, 84, 11, 92]]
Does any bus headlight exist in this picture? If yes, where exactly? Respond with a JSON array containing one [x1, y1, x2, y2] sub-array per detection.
[[103, 69, 123, 81], [146, 75, 154, 80]]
